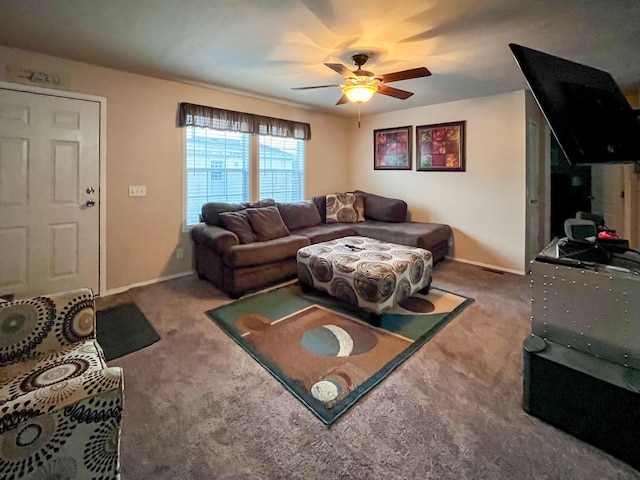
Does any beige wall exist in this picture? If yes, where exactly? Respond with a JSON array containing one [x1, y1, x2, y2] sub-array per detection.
[[348, 91, 528, 273], [0, 45, 529, 287], [624, 90, 640, 248], [0, 46, 352, 292]]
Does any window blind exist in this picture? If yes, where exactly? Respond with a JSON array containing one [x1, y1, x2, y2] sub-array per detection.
[[185, 128, 250, 226], [258, 135, 304, 202]]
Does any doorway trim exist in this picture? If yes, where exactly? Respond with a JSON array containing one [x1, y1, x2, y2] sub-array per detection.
[[0, 81, 107, 296]]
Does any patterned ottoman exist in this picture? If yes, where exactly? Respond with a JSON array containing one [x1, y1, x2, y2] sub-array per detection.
[[296, 236, 433, 320]]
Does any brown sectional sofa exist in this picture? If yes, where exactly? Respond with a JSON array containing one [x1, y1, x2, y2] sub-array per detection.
[[191, 191, 452, 298]]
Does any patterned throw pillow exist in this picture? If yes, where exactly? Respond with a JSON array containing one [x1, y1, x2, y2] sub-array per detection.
[[326, 192, 365, 223]]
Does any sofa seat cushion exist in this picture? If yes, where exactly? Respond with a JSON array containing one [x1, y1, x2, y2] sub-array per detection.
[[223, 235, 310, 268], [291, 223, 358, 244], [352, 220, 452, 251], [0, 339, 119, 414]]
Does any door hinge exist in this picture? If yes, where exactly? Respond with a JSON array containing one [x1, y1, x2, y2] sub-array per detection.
[[621, 190, 625, 198]]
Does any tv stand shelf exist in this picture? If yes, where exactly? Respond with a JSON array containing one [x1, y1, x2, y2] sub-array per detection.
[[537, 237, 640, 274]]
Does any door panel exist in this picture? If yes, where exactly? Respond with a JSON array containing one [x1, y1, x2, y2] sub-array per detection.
[[0, 103, 29, 124], [0, 137, 28, 206], [51, 222, 79, 278], [0, 227, 27, 289], [0, 89, 99, 297], [53, 141, 80, 204]]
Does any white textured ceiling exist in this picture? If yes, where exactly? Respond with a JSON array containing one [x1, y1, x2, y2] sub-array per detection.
[[1, 0, 639, 117]]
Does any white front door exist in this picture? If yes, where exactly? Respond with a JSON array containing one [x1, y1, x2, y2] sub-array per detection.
[[0, 88, 100, 297]]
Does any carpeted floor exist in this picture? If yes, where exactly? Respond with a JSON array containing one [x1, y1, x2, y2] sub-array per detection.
[[106, 260, 640, 479]]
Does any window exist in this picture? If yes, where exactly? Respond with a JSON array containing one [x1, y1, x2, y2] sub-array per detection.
[[184, 127, 305, 227], [184, 128, 250, 226], [180, 103, 310, 228], [259, 135, 305, 201]]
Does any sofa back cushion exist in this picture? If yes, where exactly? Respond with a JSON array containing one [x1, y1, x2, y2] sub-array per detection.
[[245, 198, 276, 209], [200, 198, 276, 226], [218, 210, 257, 244], [355, 190, 408, 223], [326, 192, 365, 223], [312, 196, 327, 223], [246, 206, 290, 241], [201, 202, 244, 226], [277, 201, 322, 231]]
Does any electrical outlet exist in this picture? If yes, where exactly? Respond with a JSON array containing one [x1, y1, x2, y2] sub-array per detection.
[[176, 248, 184, 259], [128, 185, 146, 197]]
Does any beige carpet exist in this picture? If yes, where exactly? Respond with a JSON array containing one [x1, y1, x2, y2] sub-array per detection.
[[103, 260, 640, 479]]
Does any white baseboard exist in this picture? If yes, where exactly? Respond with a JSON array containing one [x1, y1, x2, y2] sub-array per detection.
[[445, 256, 525, 276], [101, 271, 195, 297]]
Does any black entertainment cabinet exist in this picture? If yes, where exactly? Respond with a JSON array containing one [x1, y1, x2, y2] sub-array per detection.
[[509, 41, 640, 473], [526, 245, 640, 470]]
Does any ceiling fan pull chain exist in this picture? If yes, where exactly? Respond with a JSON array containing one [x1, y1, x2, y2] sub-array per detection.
[[358, 106, 361, 128]]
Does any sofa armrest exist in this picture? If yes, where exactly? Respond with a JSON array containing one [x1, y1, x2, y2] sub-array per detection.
[[191, 222, 239, 253]]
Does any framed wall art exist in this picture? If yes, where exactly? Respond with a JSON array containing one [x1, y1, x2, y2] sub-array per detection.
[[373, 126, 412, 170], [416, 121, 466, 172]]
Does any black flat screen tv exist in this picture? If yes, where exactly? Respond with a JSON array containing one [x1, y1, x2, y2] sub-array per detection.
[[509, 43, 640, 165]]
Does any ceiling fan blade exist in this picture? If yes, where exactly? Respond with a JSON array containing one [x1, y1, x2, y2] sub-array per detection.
[[336, 94, 349, 105], [291, 84, 342, 90], [377, 84, 414, 100], [379, 67, 431, 83], [325, 63, 357, 79]]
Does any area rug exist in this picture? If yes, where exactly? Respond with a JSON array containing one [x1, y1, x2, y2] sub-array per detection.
[[96, 302, 161, 361], [206, 282, 473, 425]]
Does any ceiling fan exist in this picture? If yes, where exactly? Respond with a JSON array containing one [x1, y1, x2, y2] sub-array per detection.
[[292, 53, 431, 105]]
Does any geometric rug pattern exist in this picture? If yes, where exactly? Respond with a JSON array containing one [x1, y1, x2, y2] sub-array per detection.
[[206, 282, 473, 425]]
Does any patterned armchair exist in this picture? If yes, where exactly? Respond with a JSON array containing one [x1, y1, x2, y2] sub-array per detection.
[[0, 289, 124, 479]]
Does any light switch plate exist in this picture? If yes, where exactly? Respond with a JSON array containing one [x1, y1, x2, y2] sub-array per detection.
[[128, 185, 146, 197]]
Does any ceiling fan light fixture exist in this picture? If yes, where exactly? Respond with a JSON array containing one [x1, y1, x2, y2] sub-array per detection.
[[342, 84, 378, 103]]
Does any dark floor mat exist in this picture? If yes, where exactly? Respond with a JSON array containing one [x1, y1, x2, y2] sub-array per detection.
[[96, 303, 161, 361]]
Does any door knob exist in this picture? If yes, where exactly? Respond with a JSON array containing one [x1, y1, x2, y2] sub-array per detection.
[[86, 200, 96, 207], [530, 199, 538, 204], [86, 187, 95, 194]]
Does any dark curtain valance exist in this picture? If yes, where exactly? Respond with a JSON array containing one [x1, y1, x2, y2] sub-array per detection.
[[178, 102, 311, 140]]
